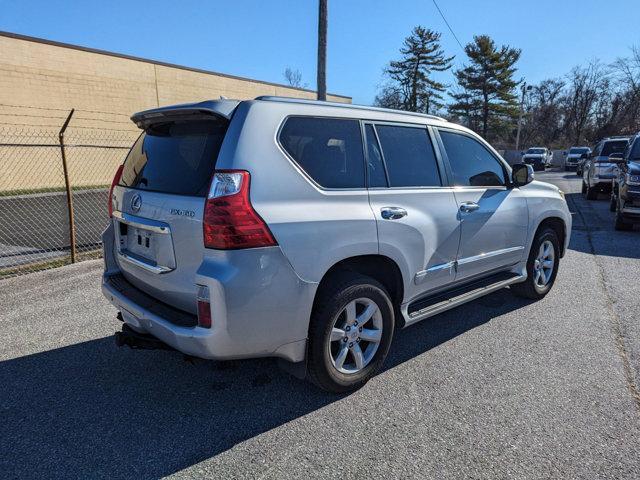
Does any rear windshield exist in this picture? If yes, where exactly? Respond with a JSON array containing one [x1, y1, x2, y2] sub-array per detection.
[[120, 120, 227, 196], [601, 140, 628, 157], [569, 147, 589, 154]]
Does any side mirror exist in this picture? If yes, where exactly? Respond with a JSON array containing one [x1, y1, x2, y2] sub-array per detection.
[[580, 153, 589, 159], [512, 163, 534, 187], [563, 151, 567, 156], [608, 152, 625, 164], [520, 151, 525, 155]]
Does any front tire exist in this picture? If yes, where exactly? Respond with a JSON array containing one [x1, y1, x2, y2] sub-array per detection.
[[614, 201, 633, 231], [511, 227, 560, 300], [307, 271, 395, 393]]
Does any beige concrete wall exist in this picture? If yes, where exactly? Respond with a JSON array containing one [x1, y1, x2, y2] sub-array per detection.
[[0, 32, 349, 128], [0, 32, 351, 191]]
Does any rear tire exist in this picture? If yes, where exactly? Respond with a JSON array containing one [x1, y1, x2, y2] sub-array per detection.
[[614, 201, 633, 231], [511, 227, 560, 300], [307, 271, 395, 393], [586, 182, 598, 200], [581, 181, 587, 194], [609, 194, 617, 212]]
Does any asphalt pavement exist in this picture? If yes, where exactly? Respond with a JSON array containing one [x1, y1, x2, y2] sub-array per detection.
[[0, 189, 107, 267], [1, 170, 639, 479]]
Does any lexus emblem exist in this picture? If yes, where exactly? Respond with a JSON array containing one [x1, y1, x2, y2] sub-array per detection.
[[130, 194, 142, 212]]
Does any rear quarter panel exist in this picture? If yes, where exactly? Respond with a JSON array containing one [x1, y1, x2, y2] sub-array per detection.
[[217, 101, 378, 284]]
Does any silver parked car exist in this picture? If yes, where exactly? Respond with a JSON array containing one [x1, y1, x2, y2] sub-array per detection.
[[582, 136, 630, 200], [563, 146, 590, 172], [102, 97, 572, 392]]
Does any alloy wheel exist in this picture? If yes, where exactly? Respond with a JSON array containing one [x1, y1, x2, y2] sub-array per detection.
[[328, 298, 383, 374], [533, 240, 555, 289]]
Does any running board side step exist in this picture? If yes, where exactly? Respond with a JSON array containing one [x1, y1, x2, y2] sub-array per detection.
[[403, 272, 525, 327]]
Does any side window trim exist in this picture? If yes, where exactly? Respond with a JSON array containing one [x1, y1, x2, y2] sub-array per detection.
[[370, 121, 446, 189], [361, 121, 390, 188], [429, 126, 454, 187], [433, 127, 510, 189]]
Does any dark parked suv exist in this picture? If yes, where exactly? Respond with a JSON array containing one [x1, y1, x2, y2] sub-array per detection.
[[609, 132, 640, 230]]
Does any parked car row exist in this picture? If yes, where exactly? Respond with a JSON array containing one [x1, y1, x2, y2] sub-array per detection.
[[581, 134, 640, 231]]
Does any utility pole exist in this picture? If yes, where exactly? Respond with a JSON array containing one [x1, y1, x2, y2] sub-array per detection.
[[515, 82, 532, 151], [316, 0, 327, 101]]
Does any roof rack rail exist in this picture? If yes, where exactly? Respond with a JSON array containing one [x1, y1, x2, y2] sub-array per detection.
[[254, 96, 447, 122]]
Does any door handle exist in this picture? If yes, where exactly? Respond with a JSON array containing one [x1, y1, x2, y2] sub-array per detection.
[[380, 207, 407, 220], [459, 202, 480, 213]]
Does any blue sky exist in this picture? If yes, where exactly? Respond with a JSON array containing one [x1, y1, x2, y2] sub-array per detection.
[[1, 0, 638, 104]]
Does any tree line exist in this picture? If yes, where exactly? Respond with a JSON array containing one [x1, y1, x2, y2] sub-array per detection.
[[374, 26, 640, 149]]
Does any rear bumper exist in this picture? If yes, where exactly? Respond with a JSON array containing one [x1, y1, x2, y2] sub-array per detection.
[[101, 226, 316, 362], [592, 179, 613, 191]]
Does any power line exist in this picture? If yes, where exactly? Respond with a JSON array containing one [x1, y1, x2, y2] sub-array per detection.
[[431, 0, 465, 52]]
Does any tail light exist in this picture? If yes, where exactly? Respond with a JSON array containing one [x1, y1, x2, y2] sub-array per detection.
[[196, 285, 212, 328], [203, 170, 277, 249], [108, 164, 124, 217]]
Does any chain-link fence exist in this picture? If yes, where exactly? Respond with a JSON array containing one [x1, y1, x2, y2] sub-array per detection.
[[0, 108, 138, 278]]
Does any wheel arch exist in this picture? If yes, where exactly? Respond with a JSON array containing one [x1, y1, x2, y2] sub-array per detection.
[[313, 255, 405, 325], [534, 216, 567, 257]]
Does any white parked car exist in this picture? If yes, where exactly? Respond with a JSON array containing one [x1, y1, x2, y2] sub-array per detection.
[[522, 147, 552, 171]]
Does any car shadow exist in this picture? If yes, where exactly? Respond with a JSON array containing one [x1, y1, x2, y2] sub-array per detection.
[[564, 192, 640, 258], [0, 289, 533, 479]]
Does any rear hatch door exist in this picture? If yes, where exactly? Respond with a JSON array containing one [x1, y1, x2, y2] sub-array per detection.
[[111, 108, 232, 314]]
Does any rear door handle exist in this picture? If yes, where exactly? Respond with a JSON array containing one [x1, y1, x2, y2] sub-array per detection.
[[459, 202, 480, 213], [380, 207, 407, 220]]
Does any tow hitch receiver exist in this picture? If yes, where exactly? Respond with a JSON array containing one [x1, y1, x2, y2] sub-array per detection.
[[114, 323, 174, 351]]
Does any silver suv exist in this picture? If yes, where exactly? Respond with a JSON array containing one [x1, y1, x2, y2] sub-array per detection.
[[102, 97, 571, 392], [582, 136, 630, 200]]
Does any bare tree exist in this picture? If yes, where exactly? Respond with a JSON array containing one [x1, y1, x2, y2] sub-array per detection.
[[610, 46, 640, 134], [374, 84, 405, 110], [521, 78, 565, 147], [563, 61, 607, 145], [316, 0, 327, 101], [283, 68, 306, 88]]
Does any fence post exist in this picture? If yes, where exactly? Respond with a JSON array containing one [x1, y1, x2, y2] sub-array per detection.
[[59, 109, 76, 263]]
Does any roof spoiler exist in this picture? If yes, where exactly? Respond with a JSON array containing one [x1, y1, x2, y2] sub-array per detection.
[[131, 99, 240, 129]]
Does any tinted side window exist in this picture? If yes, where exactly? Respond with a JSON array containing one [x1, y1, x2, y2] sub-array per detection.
[[375, 125, 441, 187], [439, 131, 506, 187], [630, 138, 640, 160], [364, 124, 387, 187], [279, 117, 365, 188], [593, 142, 602, 156]]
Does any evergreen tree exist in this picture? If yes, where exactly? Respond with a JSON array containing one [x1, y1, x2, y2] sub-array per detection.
[[376, 26, 454, 114], [449, 35, 521, 139]]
